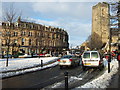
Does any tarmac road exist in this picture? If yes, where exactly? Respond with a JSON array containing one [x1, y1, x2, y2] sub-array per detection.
[[2, 65, 104, 89]]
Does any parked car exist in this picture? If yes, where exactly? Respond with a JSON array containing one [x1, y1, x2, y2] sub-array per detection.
[[81, 51, 104, 70], [3, 54, 12, 58], [45, 54, 52, 57], [39, 53, 45, 57], [57, 55, 80, 69], [32, 53, 39, 57], [19, 54, 31, 58]]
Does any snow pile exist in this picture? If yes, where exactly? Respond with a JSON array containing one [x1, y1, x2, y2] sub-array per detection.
[[0, 57, 59, 78], [76, 59, 119, 88]]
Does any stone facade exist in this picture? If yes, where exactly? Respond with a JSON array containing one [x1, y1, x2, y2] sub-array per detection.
[[91, 2, 109, 50], [0, 17, 69, 55], [91, 2, 119, 51]]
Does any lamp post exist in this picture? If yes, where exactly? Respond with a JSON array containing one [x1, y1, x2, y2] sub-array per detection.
[[108, 3, 112, 73]]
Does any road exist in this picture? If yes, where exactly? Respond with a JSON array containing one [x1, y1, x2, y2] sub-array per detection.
[[2, 65, 104, 89], [107, 61, 120, 88]]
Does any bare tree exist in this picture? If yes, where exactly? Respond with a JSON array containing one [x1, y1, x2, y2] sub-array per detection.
[[2, 3, 21, 66], [109, 1, 120, 50]]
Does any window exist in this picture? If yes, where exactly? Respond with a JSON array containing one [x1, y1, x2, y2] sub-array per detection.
[[43, 40, 45, 46], [91, 52, 98, 58], [24, 23, 26, 28], [62, 55, 73, 58], [21, 31, 26, 36], [6, 32, 11, 36], [21, 38, 25, 45], [29, 39, 32, 45], [30, 25, 33, 29], [37, 33, 40, 37], [28, 32, 32, 36], [13, 32, 18, 36], [48, 33, 50, 38], [6, 40, 9, 45], [14, 39, 17, 45], [52, 34, 54, 39], [83, 52, 90, 58], [63, 36, 65, 42], [36, 39, 38, 46]]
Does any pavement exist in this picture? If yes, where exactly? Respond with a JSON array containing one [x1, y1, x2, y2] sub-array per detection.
[[106, 62, 120, 89], [1, 58, 59, 79]]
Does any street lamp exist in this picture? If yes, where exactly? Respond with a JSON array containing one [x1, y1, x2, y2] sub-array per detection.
[[108, 3, 112, 73]]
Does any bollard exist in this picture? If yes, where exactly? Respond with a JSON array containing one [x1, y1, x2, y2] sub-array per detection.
[[64, 71, 68, 90], [108, 62, 110, 73], [108, 54, 111, 73], [41, 60, 43, 67]]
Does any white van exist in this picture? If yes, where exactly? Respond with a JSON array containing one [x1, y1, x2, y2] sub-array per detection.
[[82, 51, 104, 70]]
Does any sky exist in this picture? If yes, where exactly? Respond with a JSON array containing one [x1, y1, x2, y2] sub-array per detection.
[[1, 0, 115, 48]]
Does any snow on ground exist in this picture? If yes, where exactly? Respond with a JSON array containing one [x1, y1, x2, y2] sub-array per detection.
[[1, 57, 119, 89], [48, 58, 119, 89], [0, 57, 59, 78], [74, 59, 119, 89]]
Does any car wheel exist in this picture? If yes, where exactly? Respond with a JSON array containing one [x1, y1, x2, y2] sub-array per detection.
[[78, 61, 80, 66], [60, 66, 63, 69], [99, 65, 104, 71], [99, 67, 102, 71], [82, 66, 86, 71]]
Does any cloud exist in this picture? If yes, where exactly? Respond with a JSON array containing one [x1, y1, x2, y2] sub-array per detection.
[[32, 2, 95, 20], [31, 2, 94, 46], [2, 0, 117, 2], [2, 2, 95, 47]]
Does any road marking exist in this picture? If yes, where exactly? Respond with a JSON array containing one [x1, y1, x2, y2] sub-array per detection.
[[70, 76, 82, 80]]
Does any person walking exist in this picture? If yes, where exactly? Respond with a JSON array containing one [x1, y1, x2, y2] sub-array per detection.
[[117, 51, 120, 65]]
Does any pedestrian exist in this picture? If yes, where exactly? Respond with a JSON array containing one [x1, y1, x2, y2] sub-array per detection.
[[117, 51, 120, 63], [117, 51, 120, 70]]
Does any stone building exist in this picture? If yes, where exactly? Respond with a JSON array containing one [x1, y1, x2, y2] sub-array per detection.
[[91, 2, 109, 50], [0, 17, 69, 56], [91, 2, 119, 51]]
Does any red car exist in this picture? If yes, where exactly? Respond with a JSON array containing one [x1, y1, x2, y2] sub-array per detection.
[[39, 53, 45, 57]]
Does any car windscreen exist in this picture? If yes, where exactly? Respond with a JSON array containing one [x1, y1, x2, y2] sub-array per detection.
[[83, 52, 90, 58], [91, 52, 98, 58], [62, 55, 73, 58]]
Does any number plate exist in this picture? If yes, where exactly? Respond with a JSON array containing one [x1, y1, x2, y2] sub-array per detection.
[[63, 60, 66, 63], [84, 63, 91, 65]]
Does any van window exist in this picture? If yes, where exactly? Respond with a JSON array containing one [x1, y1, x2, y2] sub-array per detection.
[[62, 55, 73, 58], [91, 52, 98, 58], [83, 52, 90, 58]]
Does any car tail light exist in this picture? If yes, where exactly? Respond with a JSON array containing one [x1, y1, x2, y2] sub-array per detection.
[[69, 59, 72, 61], [99, 61, 101, 65], [57, 59, 60, 62]]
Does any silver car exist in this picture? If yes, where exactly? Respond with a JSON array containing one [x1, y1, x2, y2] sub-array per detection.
[[57, 55, 80, 69]]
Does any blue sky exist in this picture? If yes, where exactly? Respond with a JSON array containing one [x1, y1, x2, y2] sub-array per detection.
[[2, 1, 99, 47]]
